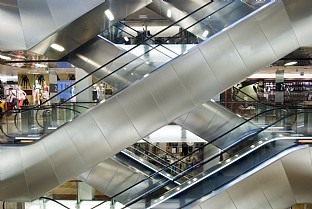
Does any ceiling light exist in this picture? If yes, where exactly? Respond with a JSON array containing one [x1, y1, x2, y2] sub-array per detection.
[[167, 9, 172, 18], [0, 55, 11, 61], [284, 61, 297, 66], [34, 63, 47, 68], [124, 36, 129, 42], [51, 43, 65, 52], [105, 9, 114, 21], [202, 30, 209, 38]]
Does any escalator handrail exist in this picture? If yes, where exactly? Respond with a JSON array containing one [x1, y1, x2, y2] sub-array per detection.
[[62, 0, 236, 105], [90, 106, 293, 208], [123, 110, 309, 208]]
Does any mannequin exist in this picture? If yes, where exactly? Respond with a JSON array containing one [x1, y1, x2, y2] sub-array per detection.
[[17, 86, 26, 108], [33, 79, 42, 105], [42, 81, 49, 104], [70, 86, 76, 102], [99, 83, 106, 101]]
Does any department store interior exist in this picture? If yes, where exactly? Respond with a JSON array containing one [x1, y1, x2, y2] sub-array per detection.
[[1, 0, 312, 209]]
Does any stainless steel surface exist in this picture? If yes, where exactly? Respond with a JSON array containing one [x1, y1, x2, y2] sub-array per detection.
[[283, 0, 312, 47], [227, 14, 278, 72], [64, 113, 114, 165], [227, 174, 272, 209], [0, 148, 29, 201], [196, 191, 236, 209], [255, 160, 296, 209], [19, 141, 59, 200], [143, 64, 196, 122], [194, 146, 312, 209], [280, 148, 312, 203], [78, 159, 146, 199], [117, 78, 168, 137], [42, 128, 87, 183], [31, 0, 152, 59], [1, 0, 312, 202], [254, 0, 299, 58], [0, 0, 105, 51], [199, 31, 250, 91], [90, 97, 141, 153], [171, 47, 222, 105], [0, 0, 26, 51]]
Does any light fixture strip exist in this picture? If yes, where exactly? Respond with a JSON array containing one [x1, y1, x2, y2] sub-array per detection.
[[51, 43, 65, 52], [105, 9, 114, 21]]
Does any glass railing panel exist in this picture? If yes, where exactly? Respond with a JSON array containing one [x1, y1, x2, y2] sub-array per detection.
[[113, 109, 303, 208], [1, 102, 96, 142], [143, 112, 305, 208]]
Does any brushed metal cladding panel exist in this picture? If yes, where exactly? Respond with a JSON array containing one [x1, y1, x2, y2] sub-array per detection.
[[20, 141, 59, 199], [42, 128, 88, 183], [144, 64, 196, 122], [227, 174, 272, 209], [46, 0, 89, 28], [82, 0, 104, 9], [0, 148, 29, 201], [105, 162, 145, 196], [255, 160, 296, 209], [64, 113, 114, 165], [178, 102, 217, 138], [69, 37, 119, 72], [254, 1, 299, 58], [190, 204, 202, 209], [198, 191, 237, 209], [126, 0, 153, 17], [199, 32, 250, 90], [174, 112, 189, 126], [171, 48, 222, 105], [281, 148, 312, 203], [17, 0, 57, 49], [283, 0, 312, 47], [90, 97, 141, 153], [117, 79, 168, 137], [0, 0, 26, 51], [81, 160, 118, 193], [227, 16, 278, 73]]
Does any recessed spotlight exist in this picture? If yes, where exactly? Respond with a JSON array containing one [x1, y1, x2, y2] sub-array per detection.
[[51, 44, 65, 52], [284, 61, 297, 66], [124, 36, 129, 42], [167, 9, 172, 18], [202, 30, 209, 38], [105, 9, 114, 21], [34, 63, 47, 68], [0, 55, 11, 61]]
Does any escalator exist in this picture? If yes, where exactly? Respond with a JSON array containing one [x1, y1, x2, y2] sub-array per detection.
[[0, 0, 311, 204], [93, 107, 308, 209]]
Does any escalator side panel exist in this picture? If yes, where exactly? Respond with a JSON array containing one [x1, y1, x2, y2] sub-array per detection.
[[143, 64, 196, 122], [254, 0, 299, 57], [198, 31, 250, 91], [89, 96, 141, 153], [170, 48, 222, 106], [283, 0, 312, 47], [226, 15, 278, 71]]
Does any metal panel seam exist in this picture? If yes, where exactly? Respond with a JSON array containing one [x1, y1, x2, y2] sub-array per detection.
[[224, 31, 249, 74], [116, 94, 144, 138], [226, 190, 239, 209], [18, 147, 31, 199], [169, 63, 197, 112], [256, 176, 274, 209], [280, 0, 301, 47], [142, 79, 169, 124], [197, 47, 222, 93], [179, 111, 191, 127], [254, 17, 280, 60], [41, 142, 62, 184], [89, 114, 114, 154], [279, 159, 298, 203], [104, 164, 120, 194], [63, 129, 89, 166]]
